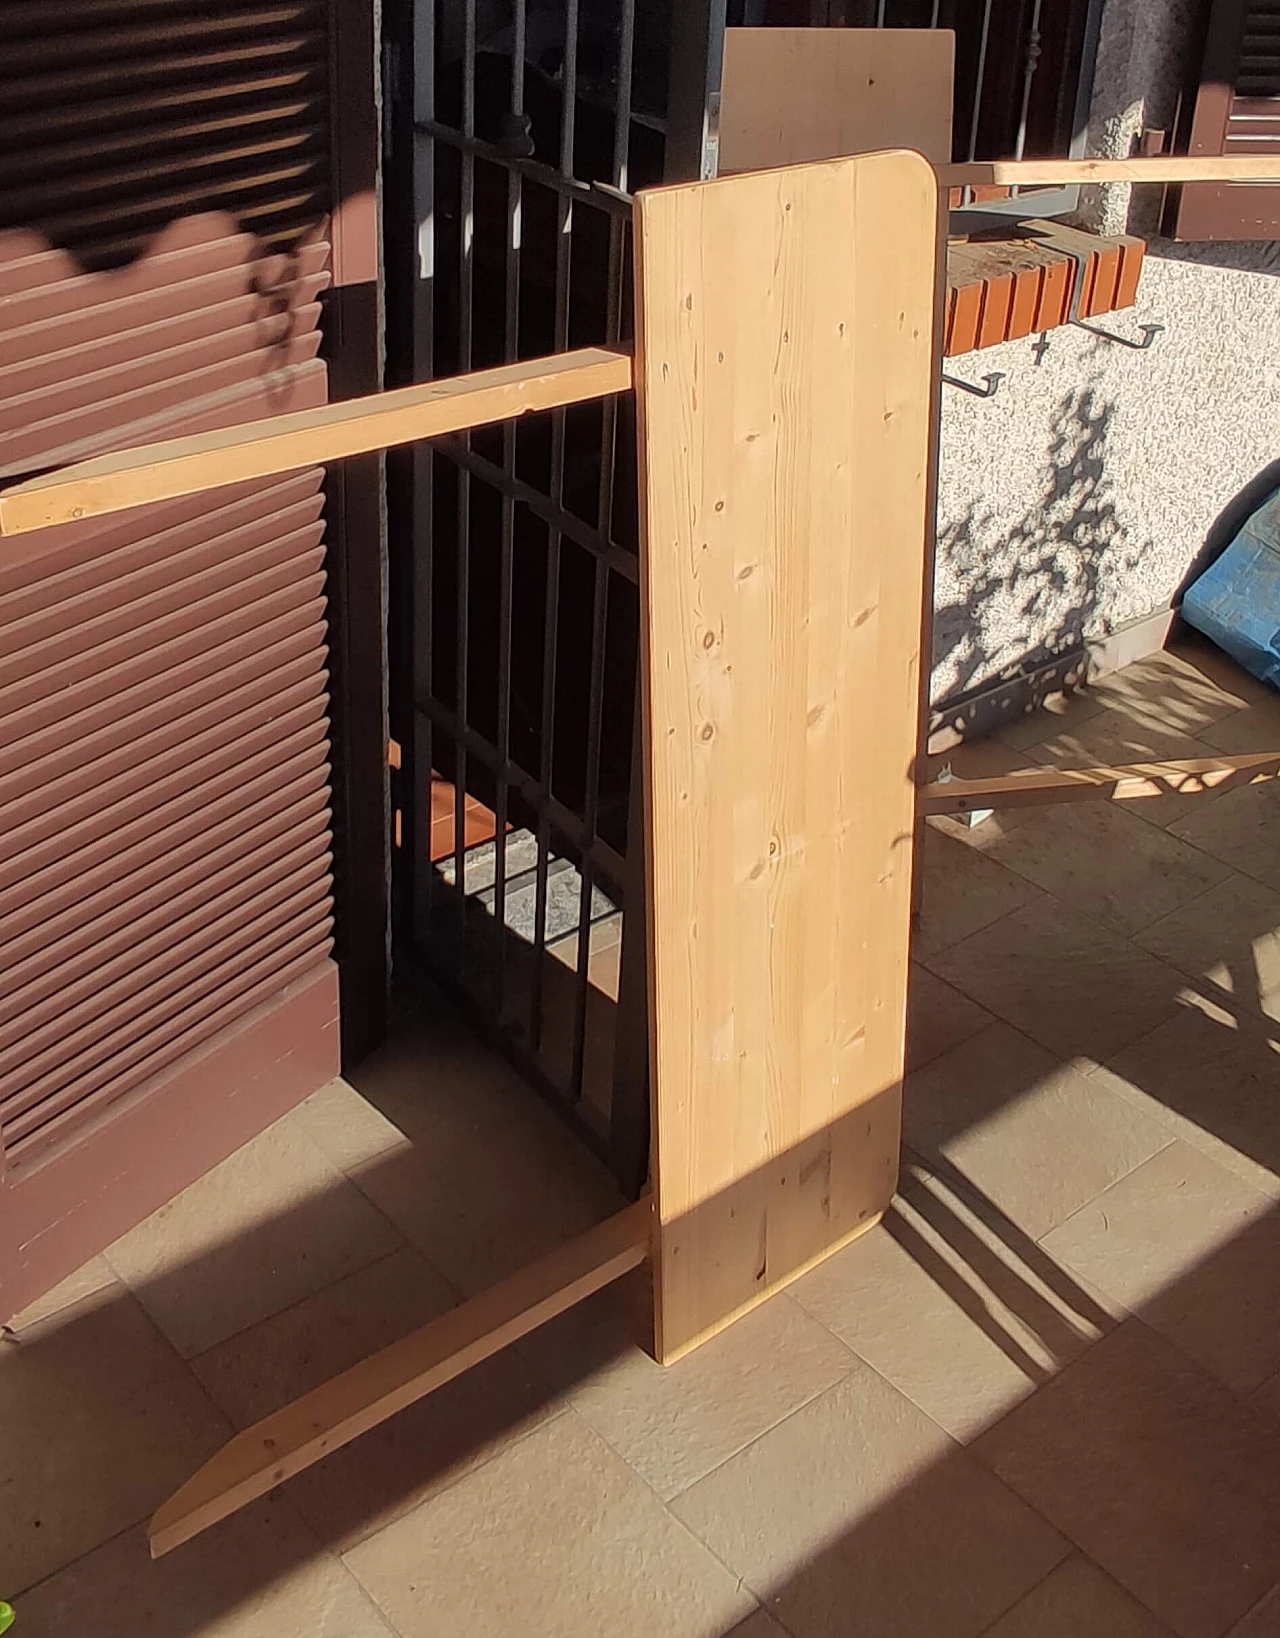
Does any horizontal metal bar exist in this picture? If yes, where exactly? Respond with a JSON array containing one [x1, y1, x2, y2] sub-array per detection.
[[939, 156, 1280, 188], [919, 752, 1280, 815], [435, 436, 639, 585], [414, 121, 634, 216], [413, 694, 628, 891], [0, 349, 634, 536]]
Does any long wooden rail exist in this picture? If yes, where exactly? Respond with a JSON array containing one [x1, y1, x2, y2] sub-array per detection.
[[938, 155, 1280, 189], [0, 347, 632, 536], [920, 752, 1280, 816]]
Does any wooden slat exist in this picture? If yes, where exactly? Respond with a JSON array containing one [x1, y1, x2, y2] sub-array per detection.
[[149, 1198, 654, 1557], [634, 154, 936, 1364], [0, 348, 633, 536], [918, 752, 1280, 815], [940, 156, 1280, 186], [718, 27, 954, 173]]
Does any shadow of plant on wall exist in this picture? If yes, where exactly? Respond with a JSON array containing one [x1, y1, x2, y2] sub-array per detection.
[[931, 384, 1155, 714]]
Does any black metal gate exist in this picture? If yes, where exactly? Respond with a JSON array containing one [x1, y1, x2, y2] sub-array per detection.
[[381, 0, 1102, 1196]]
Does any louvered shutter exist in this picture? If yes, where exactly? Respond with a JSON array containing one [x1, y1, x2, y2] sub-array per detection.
[[1173, 0, 1280, 238], [0, 0, 374, 1321]]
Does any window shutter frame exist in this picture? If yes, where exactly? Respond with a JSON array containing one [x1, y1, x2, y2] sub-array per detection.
[[1171, 0, 1280, 239]]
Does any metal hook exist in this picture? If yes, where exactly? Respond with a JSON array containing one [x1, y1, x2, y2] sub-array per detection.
[[942, 369, 1005, 399], [1071, 319, 1165, 351]]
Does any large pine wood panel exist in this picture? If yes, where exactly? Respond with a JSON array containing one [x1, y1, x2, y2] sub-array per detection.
[[634, 153, 938, 1363]]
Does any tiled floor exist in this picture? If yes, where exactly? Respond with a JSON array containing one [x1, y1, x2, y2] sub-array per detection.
[[6, 631, 1280, 1638]]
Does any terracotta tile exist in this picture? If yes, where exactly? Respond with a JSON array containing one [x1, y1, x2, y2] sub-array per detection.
[[1200, 695, 1280, 756], [902, 1021, 1171, 1239], [522, 1271, 857, 1499], [1226, 1584, 1280, 1637], [287, 1076, 411, 1174], [967, 799, 1231, 937], [926, 898, 1185, 1062], [1041, 1142, 1280, 1394], [983, 1555, 1176, 1638], [1136, 875, 1280, 1023], [792, 1166, 1116, 1441], [191, 1246, 556, 1550], [350, 1093, 623, 1296], [1093, 1000, 1280, 1199], [1091, 648, 1262, 733], [14, 1505, 392, 1638], [906, 963, 995, 1072], [975, 1320, 1280, 1638], [1024, 705, 1225, 826], [1, 1288, 229, 1594], [343, 1412, 754, 1638], [1170, 782, 1280, 894], [671, 1368, 1067, 1638], [913, 824, 1045, 959], [104, 1118, 404, 1357], [3, 1255, 118, 1338]]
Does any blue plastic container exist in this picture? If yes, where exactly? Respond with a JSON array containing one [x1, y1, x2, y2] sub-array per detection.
[[1182, 486, 1280, 691]]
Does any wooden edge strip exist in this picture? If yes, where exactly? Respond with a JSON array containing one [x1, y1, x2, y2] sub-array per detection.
[[0, 347, 633, 537], [918, 752, 1280, 815], [148, 1196, 653, 1558], [940, 157, 1280, 188]]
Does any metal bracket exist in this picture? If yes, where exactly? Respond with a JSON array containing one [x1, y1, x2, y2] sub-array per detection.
[[942, 369, 1005, 399], [1072, 319, 1165, 350]]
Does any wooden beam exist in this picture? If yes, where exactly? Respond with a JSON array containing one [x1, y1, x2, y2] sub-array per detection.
[[939, 156, 1280, 189], [0, 347, 633, 537], [918, 752, 1280, 815], [149, 1197, 652, 1557]]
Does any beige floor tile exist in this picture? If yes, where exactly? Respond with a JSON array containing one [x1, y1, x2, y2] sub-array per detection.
[[1093, 1001, 1280, 1199], [974, 1320, 1280, 1638], [906, 964, 996, 1072], [522, 1271, 857, 1499], [1041, 1142, 1280, 1394], [350, 1088, 623, 1297], [1090, 645, 1261, 733], [3, 1255, 118, 1338], [1200, 693, 1280, 756], [1, 1287, 229, 1594], [1024, 705, 1224, 826], [982, 1554, 1177, 1638], [964, 800, 1231, 938], [790, 1168, 1116, 1442], [993, 687, 1110, 752], [671, 1367, 1066, 1638], [13, 1504, 393, 1638], [725, 1612, 792, 1638], [926, 898, 1185, 1062], [1170, 782, 1280, 894], [343, 1411, 755, 1638], [286, 1077, 411, 1174], [913, 824, 1045, 960], [191, 1246, 557, 1550], [902, 1022, 1172, 1239], [1226, 1583, 1280, 1638], [1136, 875, 1280, 1023], [104, 1119, 404, 1357], [1166, 631, 1278, 712]]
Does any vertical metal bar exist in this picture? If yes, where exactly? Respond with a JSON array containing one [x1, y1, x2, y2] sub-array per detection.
[[411, 0, 437, 945], [569, 0, 634, 1102], [492, 0, 528, 1023], [875, 0, 887, 27], [930, 0, 942, 27], [529, 0, 580, 1054], [1069, 0, 1108, 157], [453, 0, 477, 948], [964, 0, 996, 205], [1012, 0, 1044, 202], [664, 0, 727, 182]]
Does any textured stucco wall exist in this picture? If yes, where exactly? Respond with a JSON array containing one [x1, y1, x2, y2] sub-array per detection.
[[931, 0, 1280, 706]]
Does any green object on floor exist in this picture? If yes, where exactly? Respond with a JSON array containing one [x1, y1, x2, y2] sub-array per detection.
[[0, 1600, 14, 1633]]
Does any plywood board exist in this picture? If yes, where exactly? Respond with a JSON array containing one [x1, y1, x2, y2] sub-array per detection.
[[718, 28, 954, 175], [634, 153, 938, 1363]]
